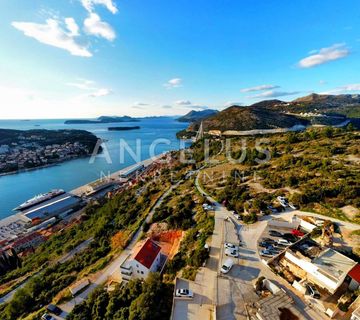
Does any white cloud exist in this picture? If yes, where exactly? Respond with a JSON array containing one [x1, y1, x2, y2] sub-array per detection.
[[65, 17, 79, 36], [248, 90, 300, 99], [240, 84, 280, 93], [67, 79, 95, 90], [81, 0, 118, 14], [164, 78, 182, 88], [12, 18, 92, 57], [322, 83, 360, 94], [132, 102, 149, 109], [338, 83, 360, 91], [175, 100, 192, 105], [67, 78, 112, 98], [298, 44, 350, 68], [84, 13, 116, 41], [190, 105, 209, 110], [225, 101, 243, 107], [89, 88, 112, 97]]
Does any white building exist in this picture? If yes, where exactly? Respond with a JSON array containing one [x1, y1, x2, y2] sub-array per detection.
[[351, 305, 360, 320], [284, 248, 357, 294], [120, 238, 162, 281]]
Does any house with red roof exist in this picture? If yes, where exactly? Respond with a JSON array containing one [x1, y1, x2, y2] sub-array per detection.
[[348, 264, 360, 291], [120, 238, 162, 281]]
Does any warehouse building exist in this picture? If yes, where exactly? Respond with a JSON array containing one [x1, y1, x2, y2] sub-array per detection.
[[21, 193, 83, 223]]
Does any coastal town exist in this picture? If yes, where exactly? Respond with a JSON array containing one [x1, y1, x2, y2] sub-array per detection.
[[1, 1, 360, 319], [0, 129, 99, 174], [0, 124, 358, 320]]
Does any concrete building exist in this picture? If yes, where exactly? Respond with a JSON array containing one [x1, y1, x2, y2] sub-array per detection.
[[351, 305, 360, 320], [0, 214, 31, 246], [283, 248, 357, 294], [86, 179, 114, 195], [255, 291, 302, 320], [21, 193, 83, 222], [10, 232, 45, 253], [120, 238, 162, 281], [348, 264, 360, 291]]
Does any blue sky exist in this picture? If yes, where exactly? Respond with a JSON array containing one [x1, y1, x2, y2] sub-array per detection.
[[1, 0, 360, 119]]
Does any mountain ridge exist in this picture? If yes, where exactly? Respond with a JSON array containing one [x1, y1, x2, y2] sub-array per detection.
[[177, 109, 218, 122]]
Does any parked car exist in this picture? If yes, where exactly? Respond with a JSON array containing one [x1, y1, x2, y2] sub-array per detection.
[[288, 202, 298, 210], [224, 242, 238, 250], [267, 205, 278, 213], [269, 230, 283, 237], [306, 283, 320, 299], [262, 237, 276, 244], [225, 248, 238, 257], [41, 314, 54, 320], [46, 304, 62, 316], [315, 220, 325, 227], [176, 288, 194, 298], [291, 229, 304, 237], [282, 233, 298, 243], [220, 258, 234, 274], [267, 247, 281, 254], [277, 239, 292, 246], [233, 213, 241, 220], [260, 249, 275, 257], [259, 241, 270, 247], [277, 196, 288, 207], [203, 204, 214, 211]]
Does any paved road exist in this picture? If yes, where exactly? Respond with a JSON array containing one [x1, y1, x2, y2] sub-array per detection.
[[195, 173, 329, 320], [172, 174, 228, 320], [57, 237, 94, 264], [58, 179, 183, 317], [282, 209, 360, 231], [0, 237, 94, 305]]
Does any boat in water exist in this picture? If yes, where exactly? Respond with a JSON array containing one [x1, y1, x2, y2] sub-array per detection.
[[14, 189, 65, 211]]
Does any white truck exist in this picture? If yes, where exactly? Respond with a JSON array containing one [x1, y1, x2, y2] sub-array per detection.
[[69, 279, 90, 296]]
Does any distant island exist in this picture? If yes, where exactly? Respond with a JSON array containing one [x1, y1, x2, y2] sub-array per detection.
[[0, 129, 101, 175], [108, 126, 140, 131], [65, 116, 140, 124]]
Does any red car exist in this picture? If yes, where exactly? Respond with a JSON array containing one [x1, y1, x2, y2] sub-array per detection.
[[292, 229, 304, 237]]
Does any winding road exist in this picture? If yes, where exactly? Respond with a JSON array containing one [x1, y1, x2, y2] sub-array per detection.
[[57, 179, 184, 318]]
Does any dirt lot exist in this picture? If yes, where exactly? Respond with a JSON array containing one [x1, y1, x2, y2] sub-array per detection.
[[147, 223, 184, 259]]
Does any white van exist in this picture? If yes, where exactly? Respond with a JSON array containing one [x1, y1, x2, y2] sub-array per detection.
[[220, 258, 234, 274], [277, 239, 291, 246]]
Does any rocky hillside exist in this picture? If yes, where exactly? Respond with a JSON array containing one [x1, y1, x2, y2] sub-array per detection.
[[189, 106, 309, 131], [260, 93, 360, 118], [177, 109, 218, 122]]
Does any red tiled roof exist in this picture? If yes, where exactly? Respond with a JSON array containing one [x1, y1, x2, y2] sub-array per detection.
[[11, 232, 44, 248], [348, 264, 360, 283], [134, 239, 161, 269]]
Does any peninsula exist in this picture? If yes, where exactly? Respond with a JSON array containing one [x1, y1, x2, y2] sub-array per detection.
[[0, 129, 100, 175], [64, 116, 140, 124]]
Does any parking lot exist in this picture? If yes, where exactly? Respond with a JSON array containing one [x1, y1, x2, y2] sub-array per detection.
[[256, 222, 308, 262], [216, 218, 260, 319]]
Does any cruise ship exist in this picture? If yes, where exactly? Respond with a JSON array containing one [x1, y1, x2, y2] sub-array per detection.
[[14, 189, 66, 211]]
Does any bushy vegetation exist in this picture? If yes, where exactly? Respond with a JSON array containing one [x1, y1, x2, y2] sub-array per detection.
[[67, 273, 173, 320], [0, 180, 166, 319], [0, 249, 21, 276], [152, 180, 214, 280], [258, 130, 360, 211], [199, 128, 359, 222], [152, 194, 195, 230]]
